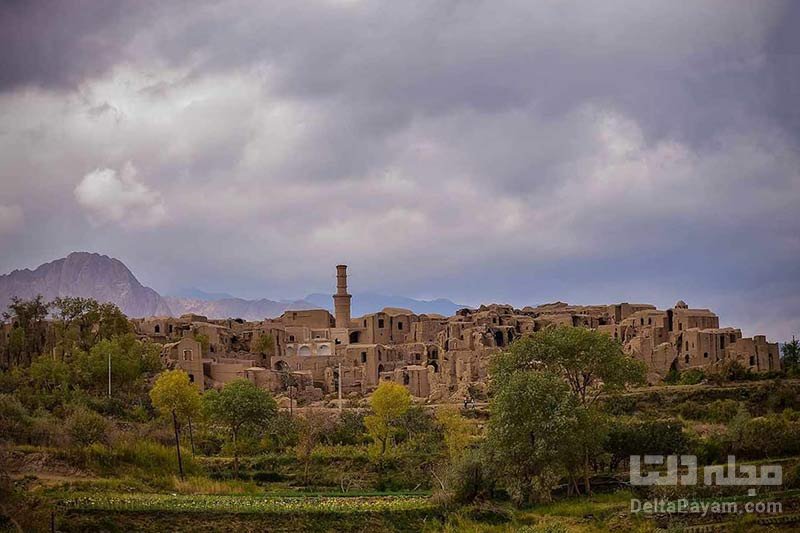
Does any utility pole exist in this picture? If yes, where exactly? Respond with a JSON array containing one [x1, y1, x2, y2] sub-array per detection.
[[108, 350, 112, 397], [338, 363, 342, 410]]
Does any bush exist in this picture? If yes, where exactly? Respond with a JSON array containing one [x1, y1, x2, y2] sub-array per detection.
[[730, 414, 800, 459], [606, 419, 688, 469], [601, 395, 638, 416], [326, 410, 367, 446], [706, 399, 740, 423], [679, 369, 705, 385], [29, 414, 67, 447], [447, 449, 494, 505], [0, 393, 31, 444], [67, 407, 110, 447], [663, 369, 680, 385], [675, 400, 706, 420], [692, 434, 727, 465], [82, 439, 198, 477]]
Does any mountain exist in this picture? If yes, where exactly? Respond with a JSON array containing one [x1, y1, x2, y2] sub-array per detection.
[[0, 253, 466, 321], [172, 287, 236, 300], [304, 292, 467, 317], [164, 296, 315, 321], [0, 252, 172, 317]]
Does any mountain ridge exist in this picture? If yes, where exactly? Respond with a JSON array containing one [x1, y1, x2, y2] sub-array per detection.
[[1, 253, 466, 321], [0, 252, 172, 318]]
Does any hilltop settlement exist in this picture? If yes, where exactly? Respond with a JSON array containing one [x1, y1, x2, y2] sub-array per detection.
[[29, 264, 770, 404]]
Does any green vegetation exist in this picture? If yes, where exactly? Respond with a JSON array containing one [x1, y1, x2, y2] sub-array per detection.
[[2, 297, 800, 531], [150, 369, 202, 478]]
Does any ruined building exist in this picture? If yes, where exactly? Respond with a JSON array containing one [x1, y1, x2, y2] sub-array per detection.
[[131, 266, 781, 401]]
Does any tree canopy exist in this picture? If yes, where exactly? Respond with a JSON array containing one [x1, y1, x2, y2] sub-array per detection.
[[364, 381, 412, 457], [203, 379, 277, 476], [491, 325, 646, 405]]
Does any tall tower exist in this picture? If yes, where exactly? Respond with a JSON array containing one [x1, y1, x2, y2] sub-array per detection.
[[333, 264, 351, 328]]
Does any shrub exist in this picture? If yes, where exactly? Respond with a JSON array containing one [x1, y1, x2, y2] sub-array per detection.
[[83, 439, 198, 477], [29, 414, 67, 447], [679, 369, 705, 385], [730, 415, 800, 459], [706, 399, 740, 423], [447, 449, 493, 505], [67, 407, 110, 447], [675, 400, 706, 420], [0, 393, 31, 444], [326, 410, 367, 446], [602, 395, 638, 416], [692, 434, 727, 465], [606, 419, 688, 469], [663, 369, 680, 385]]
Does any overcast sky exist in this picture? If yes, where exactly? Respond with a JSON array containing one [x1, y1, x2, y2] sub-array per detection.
[[0, 1, 798, 340]]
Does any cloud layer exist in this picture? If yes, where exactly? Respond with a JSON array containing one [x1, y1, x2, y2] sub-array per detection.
[[0, 0, 798, 340], [75, 163, 166, 228]]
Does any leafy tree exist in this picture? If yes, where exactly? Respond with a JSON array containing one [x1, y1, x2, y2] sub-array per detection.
[[253, 333, 275, 356], [66, 407, 109, 447], [28, 355, 71, 394], [51, 297, 131, 355], [485, 370, 576, 505], [264, 411, 300, 452], [194, 333, 210, 355], [295, 409, 333, 485], [783, 337, 800, 375], [76, 334, 161, 392], [436, 407, 471, 462], [203, 379, 277, 477], [492, 327, 645, 494], [326, 410, 366, 446], [493, 326, 646, 404], [2, 295, 50, 367], [150, 370, 202, 479], [0, 394, 31, 444], [605, 419, 689, 470], [364, 381, 412, 457], [561, 405, 608, 496]]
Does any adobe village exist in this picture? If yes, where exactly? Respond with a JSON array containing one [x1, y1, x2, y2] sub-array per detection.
[[132, 265, 780, 404]]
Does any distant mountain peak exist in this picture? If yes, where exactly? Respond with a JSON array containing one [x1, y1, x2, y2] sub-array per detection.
[[303, 292, 466, 317], [0, 252, 172, 318]]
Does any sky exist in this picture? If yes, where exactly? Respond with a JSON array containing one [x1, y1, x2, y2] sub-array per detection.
[[0, 1, 798, 340]]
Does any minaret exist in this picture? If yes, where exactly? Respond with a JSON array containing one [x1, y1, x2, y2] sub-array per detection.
[[333, 264, 351, 328]]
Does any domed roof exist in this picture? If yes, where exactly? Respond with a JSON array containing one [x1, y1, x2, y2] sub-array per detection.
[[674, 300, 688, 309]]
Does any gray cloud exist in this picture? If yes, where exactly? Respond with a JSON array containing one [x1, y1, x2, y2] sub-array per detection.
[[0, 0, 798, 340]]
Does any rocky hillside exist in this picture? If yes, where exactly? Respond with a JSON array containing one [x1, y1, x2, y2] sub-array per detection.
[[164, 296, 314, 321], [304, 292, 466, 317], [0, 252, 172, 318]]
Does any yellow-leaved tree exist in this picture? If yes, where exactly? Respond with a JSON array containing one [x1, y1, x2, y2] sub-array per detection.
[[364, 381, 411, 458], [149, 369, 201, 479]]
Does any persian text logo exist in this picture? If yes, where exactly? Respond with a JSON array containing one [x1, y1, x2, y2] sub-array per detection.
[[630, 455, 782, 487]]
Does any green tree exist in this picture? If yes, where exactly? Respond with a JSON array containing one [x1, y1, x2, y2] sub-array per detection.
[[486, 370, 576, 505], [150, 370, 202, 479], [28, 355, 71, 394], [295, 409, 332, 486], [76, 334, 161, 392], [66, 407, 110, 447], [492, 327, 645, 494], [51, 297, 131, 355], [493, 326, 646, 404], [2, 295, 50, 367], [203, 379, 277, 477], [783, 337, 800, 375], [0, 394, 31, 444], [253, 333, 275, 356], [364, 381, 412, 457], [436, 407, 471, 462]]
